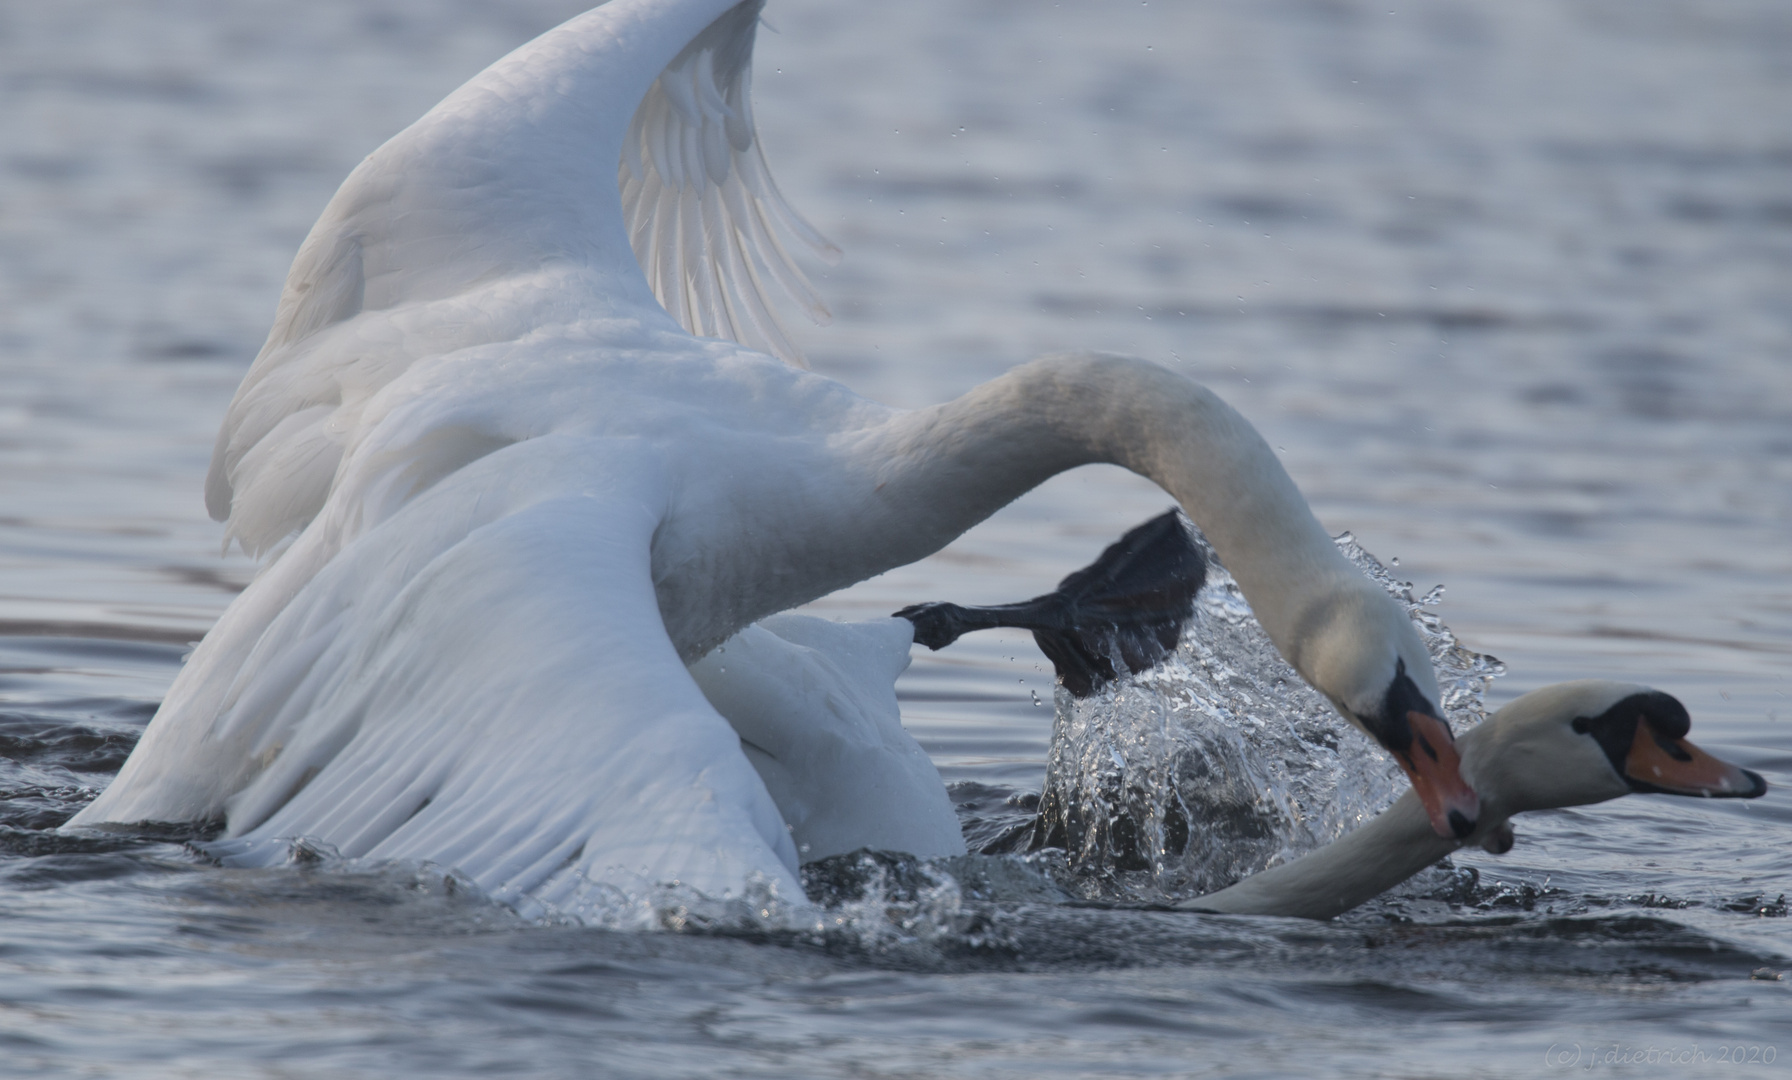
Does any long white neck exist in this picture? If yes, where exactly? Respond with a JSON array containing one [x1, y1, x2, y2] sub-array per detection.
[[800, 353, 1411, 699], [1184, 793, 1458, 920], [1170, 685, 1640, 920]]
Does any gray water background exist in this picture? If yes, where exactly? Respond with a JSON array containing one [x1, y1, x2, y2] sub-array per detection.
[[1, 0, 1789, 1076]]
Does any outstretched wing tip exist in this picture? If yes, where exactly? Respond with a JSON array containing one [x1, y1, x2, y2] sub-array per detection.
[[621, 0, 837, 367]]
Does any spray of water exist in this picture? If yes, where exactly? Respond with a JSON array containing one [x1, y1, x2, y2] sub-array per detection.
[[1025, 528, 1504, 903]]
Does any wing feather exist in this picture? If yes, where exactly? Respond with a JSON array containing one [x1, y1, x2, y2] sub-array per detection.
[[621, 0, 839, 367], [204, 0, 830, 557], [184, 442, 802, 914]]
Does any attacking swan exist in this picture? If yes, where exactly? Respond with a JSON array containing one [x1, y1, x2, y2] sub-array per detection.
[[68, 0, 1740, 919]]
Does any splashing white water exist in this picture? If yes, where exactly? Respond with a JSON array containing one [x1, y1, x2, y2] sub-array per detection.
[[1030, 529, 1504, 903]]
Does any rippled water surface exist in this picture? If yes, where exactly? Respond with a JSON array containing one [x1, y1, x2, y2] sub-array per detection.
[[2, 1, 1789, 1076]]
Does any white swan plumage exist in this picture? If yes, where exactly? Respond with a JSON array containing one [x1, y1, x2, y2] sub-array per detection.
[[71, 0, 1497, 916], [1183, 680, 1764, 919]]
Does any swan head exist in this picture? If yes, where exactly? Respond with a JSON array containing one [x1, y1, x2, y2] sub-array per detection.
[[1304, 587, 1480, 841], [1460, 680, 1766, 838]]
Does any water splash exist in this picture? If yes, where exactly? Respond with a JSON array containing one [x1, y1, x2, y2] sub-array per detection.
[[1026, 528, 1505, 903], [526, 849, 1063, 964]]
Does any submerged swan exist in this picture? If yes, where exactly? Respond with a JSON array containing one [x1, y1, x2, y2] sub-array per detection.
[[1183, 680, 1765, 919], [74, 0, 1490, 910]]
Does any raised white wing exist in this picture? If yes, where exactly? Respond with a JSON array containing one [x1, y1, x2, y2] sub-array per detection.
[[204, 0, 834, 559], [620, 0, 840, 366]]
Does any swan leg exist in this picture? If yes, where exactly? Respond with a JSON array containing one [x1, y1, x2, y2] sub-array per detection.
[[896, 509, 1205, 696]]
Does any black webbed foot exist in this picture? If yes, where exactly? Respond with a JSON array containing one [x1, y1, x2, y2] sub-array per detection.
[[893, 509, 1206, 698]]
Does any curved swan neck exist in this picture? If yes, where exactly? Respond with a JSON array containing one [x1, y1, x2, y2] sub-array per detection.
[[683, 353, 1413, 677], [871, 354, 1376, 683], [1170, 683, 1701, 920], [1180, 794, 1459, 920]]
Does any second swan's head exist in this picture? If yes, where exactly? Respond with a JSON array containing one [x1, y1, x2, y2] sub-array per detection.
[[1460, 680, 1766, 832]]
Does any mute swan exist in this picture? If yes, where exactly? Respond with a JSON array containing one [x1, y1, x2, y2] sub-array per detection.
[[68, 0, 1483, 914], [1181, 680, 1766, 919]]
